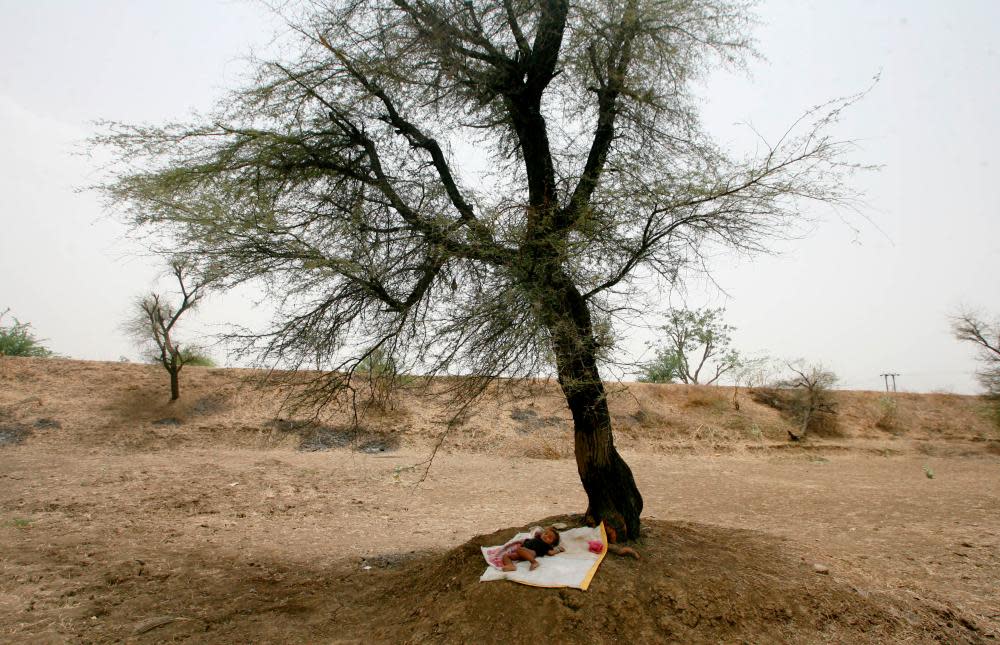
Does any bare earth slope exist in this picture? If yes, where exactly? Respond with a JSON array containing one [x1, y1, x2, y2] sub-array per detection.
[[1, 358, 998, 643]]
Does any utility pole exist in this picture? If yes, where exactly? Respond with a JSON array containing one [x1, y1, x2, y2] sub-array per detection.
[[880, 373, 899, 392]]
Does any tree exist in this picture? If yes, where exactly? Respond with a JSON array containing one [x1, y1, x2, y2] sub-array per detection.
[[99, 0, 859, 539], [0, 309, 54, 357], [640, 308, 742, 384], [952, 310, 1000, 398], [127, 261, 210, 401], [775, 362, 837, 441]]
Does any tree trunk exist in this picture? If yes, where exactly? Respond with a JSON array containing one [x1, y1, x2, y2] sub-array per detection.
[[542, 280, 643, 541], [560, 370, 644, 541], [169, 367, 180, 401]]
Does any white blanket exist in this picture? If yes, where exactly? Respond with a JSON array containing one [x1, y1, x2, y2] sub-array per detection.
[[479, 523, 607, 590]]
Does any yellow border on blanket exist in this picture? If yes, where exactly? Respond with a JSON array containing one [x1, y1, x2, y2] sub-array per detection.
[[578, 522, 608, 591], [505, 522, 608, 591]]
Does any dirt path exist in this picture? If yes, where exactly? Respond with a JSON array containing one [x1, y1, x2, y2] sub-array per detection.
[[2, 445, 998, 641]]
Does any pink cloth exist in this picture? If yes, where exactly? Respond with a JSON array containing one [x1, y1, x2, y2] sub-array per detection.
[[484, 540, 524, 569], [483, 527, 544, 569], [588, 540, 604, 554]]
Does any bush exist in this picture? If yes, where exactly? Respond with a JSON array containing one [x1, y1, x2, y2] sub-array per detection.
[[0, 310, 53, 357], [179, 348, 215, 367], [874, 395, 899, 432], [752, 362, 838, 440]]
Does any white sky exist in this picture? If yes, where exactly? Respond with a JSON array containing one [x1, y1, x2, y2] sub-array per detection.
[[1, 1, 997, 393]]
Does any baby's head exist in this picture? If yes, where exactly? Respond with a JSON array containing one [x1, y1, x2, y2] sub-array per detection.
[[539, 526, 560, 546]]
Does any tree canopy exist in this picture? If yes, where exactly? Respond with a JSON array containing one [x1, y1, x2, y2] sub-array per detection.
[[99, 0, 860, 538], [640, 307, 742, 384]]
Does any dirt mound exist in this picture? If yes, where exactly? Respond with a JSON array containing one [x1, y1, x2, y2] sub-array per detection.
[[322, 519, 981, 644], [357, 521, 977, 644], [26, 517, 980, 643]]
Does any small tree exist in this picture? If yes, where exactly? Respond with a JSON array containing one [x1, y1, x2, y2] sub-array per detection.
[[774, 362, 838, 441], [127, 261, 209, 401], [641, 308, 742, 385], [952, 310, 1000, 398], [0, 309, 54, 357]]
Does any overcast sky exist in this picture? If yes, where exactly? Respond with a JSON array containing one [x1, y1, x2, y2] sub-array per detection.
[[1, 0, 997, 393]]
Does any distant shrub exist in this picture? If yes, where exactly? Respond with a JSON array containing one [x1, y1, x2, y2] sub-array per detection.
[[639, 350, 684, 384], [179, 349, 215, 367], [753, 362, 838, 440], [0, 309, 53, 357], [874, 395, 899, 432]]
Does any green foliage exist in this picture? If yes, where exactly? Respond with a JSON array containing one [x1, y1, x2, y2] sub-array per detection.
[[95, 0, 863, 532], [638, 350, 683, 384], [0, 310, 53, 358], [356, 347, 397, 379], [179, 348, 215, 367], [141, 346, 214, 368], [641, 308, 742, 384], [98, 1, 859, 411]]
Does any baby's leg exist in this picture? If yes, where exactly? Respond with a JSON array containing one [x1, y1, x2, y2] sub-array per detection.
[[515, 546, 539, 570], [608, 544, 641, 560], [501, 553, 516, 572]]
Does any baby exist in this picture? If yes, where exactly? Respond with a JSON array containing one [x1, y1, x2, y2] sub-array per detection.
[[501, 526, 564, 571]]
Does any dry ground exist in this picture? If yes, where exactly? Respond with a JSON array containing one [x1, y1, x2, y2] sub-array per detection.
[[1, 358, 998, 643]]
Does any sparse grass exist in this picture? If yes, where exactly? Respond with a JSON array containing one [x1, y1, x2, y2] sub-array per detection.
[[875, 395, 900, 432], [632, 407, 669, 430], [8, 517, 31, 528], [523, 438, 565, 460], [723, 414, 750, 433], [682, 391, 729, 412], [976, 397, 1000, 435], [808, 411, 842, 437]]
